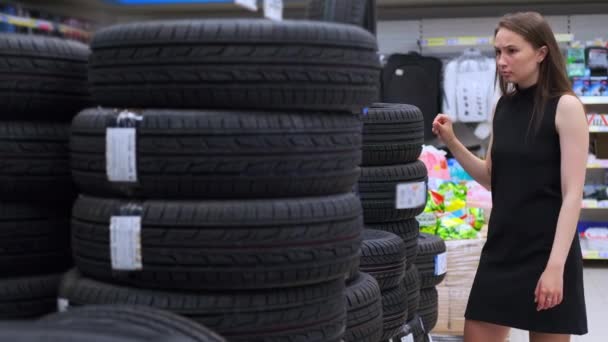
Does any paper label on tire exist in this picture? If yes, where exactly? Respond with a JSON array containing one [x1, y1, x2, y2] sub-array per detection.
[[434, 252, 448, 276], [110, 216, 142, 271], [57, 298, 69, 312], [106, 128, 137, 182], [401, 333, 414, 342], [396, 181, 427, 209], [264, 0, 282, 20], [235, 0, 257, 10]]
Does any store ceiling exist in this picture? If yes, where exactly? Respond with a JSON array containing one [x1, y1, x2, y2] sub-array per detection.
[[16, 0, 608, 25]]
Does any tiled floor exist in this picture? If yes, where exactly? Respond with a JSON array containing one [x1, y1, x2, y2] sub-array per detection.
[[510, 263, 608, 342]]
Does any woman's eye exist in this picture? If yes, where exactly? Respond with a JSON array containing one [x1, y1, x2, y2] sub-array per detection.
[[508, 49, 517, 54]]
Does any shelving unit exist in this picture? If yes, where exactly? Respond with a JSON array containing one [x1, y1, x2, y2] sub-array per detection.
[[0, 11, 91, 41], [581, 96, 608, 105], [582, 102, 608, 260]]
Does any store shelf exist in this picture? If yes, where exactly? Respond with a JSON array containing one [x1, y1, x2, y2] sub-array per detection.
[[581, 97, 608, 105], [0, 12, 91, 40], [418, 33, 573, 47], [580, 234, 608, 260]]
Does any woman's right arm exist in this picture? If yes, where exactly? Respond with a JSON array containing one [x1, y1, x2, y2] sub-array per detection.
[[432, 115, 493, 190]]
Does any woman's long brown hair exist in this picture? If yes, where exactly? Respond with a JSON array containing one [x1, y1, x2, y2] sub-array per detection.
[[495, 12, 575, 135]]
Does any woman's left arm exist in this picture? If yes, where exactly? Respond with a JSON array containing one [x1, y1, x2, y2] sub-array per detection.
[[535, 94, 588, 311]]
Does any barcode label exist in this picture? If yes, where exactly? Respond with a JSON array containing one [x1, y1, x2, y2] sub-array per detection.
[[106, 128, 137, 182], [435, 252, 448, 276], [57, 298, 69, 312], [110, 216, 143, 271], [396, 181, 427, 209]]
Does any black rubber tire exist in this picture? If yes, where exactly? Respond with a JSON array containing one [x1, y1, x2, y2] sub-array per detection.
[[405, 315, 426, 342], [344, 272, 383, 342], [0, 122, 74, 200], [403, 264, 421, 321], [415, 233, 447, 289], [72, 194, 362, 290], [41, 305, 226, 342], [362, 103, 424, 166], [359, 162, 427, 223], [59, 270, 346, 342], [381, 284, 408, 340], [419, 287, 438, 333], [306, 0, 367, 27], [0, 34, 90, 120], [0, 274, 61, 319], [0, 202, 72, 277], [70, 108, 362, 199], [0, 324, 168, 342], [89, 20, 380, 112], [359, 229, 406, 291], [367, 219, 419, 269]]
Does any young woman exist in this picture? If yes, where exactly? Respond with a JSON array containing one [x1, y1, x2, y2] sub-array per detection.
[[433, 12, 588, 342]]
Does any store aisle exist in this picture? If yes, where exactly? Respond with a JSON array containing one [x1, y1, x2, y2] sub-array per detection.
[[510, 264, 608, 342]]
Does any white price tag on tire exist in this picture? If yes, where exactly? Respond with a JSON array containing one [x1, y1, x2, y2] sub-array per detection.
[[57, 298, 69, 312], [106, 128, 137, 182], [396, 181, 427, 209], [401, 333, 414, 342], [264, 0, 282, 20], [110, 216, 143, 271], [235, 0, 257, 11], [434, 252, 448, 276]]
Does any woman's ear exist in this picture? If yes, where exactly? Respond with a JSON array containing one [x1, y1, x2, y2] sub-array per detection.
[[537, 45, 548, 63]]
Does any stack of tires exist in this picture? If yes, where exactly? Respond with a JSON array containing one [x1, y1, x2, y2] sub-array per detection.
[[413, 233, 447, 340], [0, 34, 90, 319], [59, 19, 382, 341], [357, 103, 427, 341]]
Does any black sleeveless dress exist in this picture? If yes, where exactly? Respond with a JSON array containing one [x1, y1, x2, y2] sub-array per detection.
[[464, 85, 588, 334]]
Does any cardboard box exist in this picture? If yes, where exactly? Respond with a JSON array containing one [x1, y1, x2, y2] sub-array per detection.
[[432, 237, 486, 335]]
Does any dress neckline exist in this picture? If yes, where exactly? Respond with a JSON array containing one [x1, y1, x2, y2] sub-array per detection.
[[515, 83, 538, 98]]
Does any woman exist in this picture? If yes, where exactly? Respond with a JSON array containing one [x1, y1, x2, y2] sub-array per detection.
[[433, 12, 588, 342]]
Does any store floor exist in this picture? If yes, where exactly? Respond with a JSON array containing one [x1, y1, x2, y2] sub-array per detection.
[[510, 263, 608, 342]]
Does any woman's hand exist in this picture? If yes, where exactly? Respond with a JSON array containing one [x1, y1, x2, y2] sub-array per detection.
[[432, 114, 456, 146], [534, 265, 564, 311]]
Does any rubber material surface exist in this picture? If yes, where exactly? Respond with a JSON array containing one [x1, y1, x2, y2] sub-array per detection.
[[344, 272, 383, 342]]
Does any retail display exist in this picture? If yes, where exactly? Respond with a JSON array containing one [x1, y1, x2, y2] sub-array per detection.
[[442, 48, 496, 123], [70, 108, 362, 199], [0, 34, 90, 119], [344, 272, 383, 342], [50, 16, 382, 342], [58, 270, 346, 342], [362, 103, 424, 166], [87, 20, 380, 112], [381, 53, 442, 143]]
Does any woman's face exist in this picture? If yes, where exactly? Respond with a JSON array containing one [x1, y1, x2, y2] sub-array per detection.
[[494, 28, 546, 86]]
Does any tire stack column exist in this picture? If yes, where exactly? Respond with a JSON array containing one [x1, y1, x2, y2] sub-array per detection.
[[59, 19, 381, 342], [0, 34, 90, 319], [357, 103, 427, 341]]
